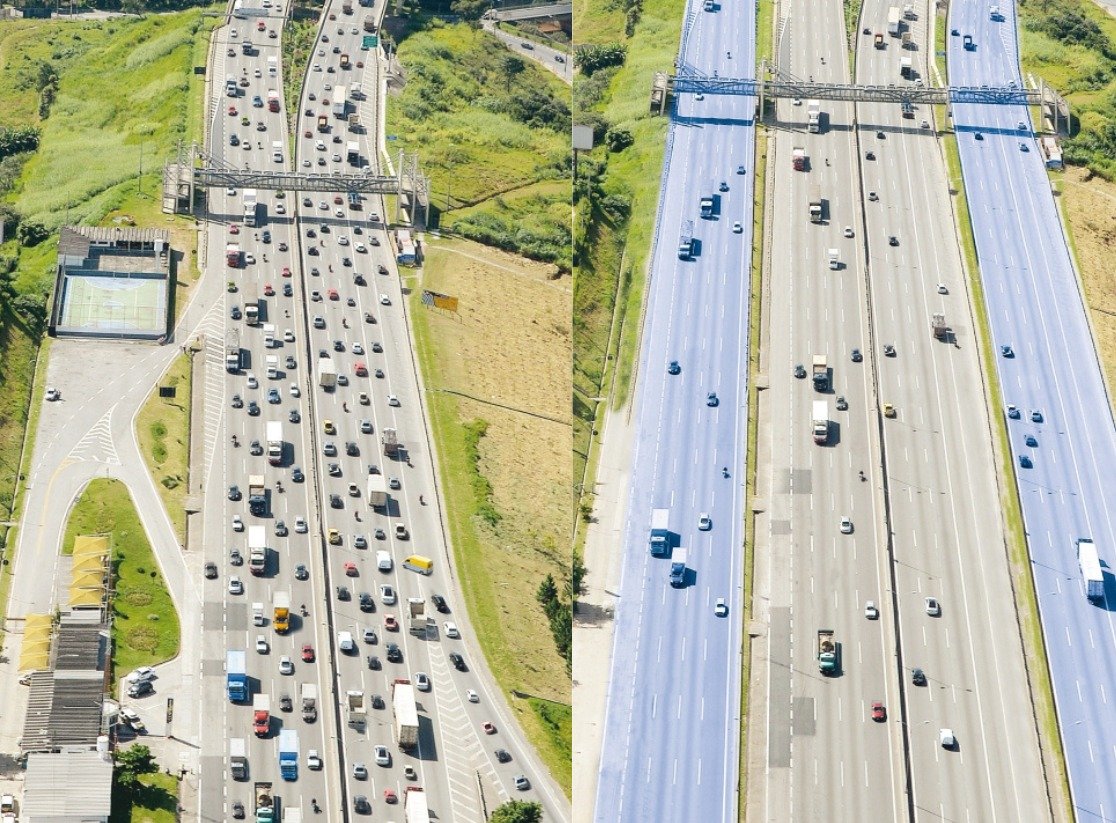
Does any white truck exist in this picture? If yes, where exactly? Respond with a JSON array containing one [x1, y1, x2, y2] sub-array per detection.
[[807, 99, 821, 133], [392, 679, 419, 750], [346, 690, 367, 728], [887, 6, 901, 35], [319, 358, 337, 389], [225, 328, 241, 372], [367, 474, 388, 509], [248, 525, 267, 576], [903, 2, 915, 18], [263, 322, 276, 348], [266, 354, 279, 380], [346, 141, 360, 163], [301, 683, 318, 722], [230, 737, 249, 780], [266, 421, 283, 466], [827, 248, 839, 270], [243, 188, 258, 226], [1078, 538, 1104, 602], [812, 400, 829, 444]]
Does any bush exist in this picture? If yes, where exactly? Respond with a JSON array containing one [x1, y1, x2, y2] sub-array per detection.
[[575, 43, 627, 75]]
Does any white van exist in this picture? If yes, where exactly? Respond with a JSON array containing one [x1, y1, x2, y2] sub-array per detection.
[[252, 602, 265, 626], [338, 631, 355, 652], [272, 140, 283, 163], [376, 550, 392, 571], [267, 55, 278, 77]]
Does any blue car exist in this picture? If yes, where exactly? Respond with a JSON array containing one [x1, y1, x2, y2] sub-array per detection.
[[267, 388, 281, 404], [668, 360, 681, 375], [706, 392, 719, 407], [1031, 409, 1043, 423], [1024, 434, 1037, 447], [1018, 454, 1033, 469], [1006, 404, 1021, 419], [252, 95, 263, 107], [1000, 345, 1014, 358]]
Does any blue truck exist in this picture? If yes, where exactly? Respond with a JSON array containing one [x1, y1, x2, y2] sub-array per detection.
[[227, 650, 249, 703], [649, 508, 671, 556], [278, 729, 299, 781], [669, 549, 687, 588]]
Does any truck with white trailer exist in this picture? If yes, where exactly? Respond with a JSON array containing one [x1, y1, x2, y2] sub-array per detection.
[[266, 420, 283, 466], [887, 6, 901, 35], [366, 474, 388, 509], [248, 525, 267, 576], [392, 679, 419, 749], [1078, 538, 1104, 601], [226, 329, 241, 372], [649, 508, 671, 556], [812, 400, 829, 445], [301, 683, 318, 722], [230, 737, 249, 780], [318, 358, 337, 389]]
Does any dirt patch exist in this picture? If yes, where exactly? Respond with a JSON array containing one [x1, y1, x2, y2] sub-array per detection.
[[1060, 167, 1116, 408]]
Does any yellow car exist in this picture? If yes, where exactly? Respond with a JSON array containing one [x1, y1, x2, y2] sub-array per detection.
[[883, 403, 896, 418], [328, 528, 341, 545], [324, 419, 336, 435]]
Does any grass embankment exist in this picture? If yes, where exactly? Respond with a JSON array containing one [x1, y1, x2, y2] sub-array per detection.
[[136, 353, 193, 546], [383, 15, 571, 270], [109, 771, 179, 823], [63, 478, 180, 680], [0, 11, 214, 609], [570, 0, 678, 540], [408, 236, 572, 792]]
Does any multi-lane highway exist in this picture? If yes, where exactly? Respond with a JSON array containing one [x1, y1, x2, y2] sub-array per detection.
[[194, 1, 567, 820], [591, 0, 755, 820], [949, 2, 1116, 819]]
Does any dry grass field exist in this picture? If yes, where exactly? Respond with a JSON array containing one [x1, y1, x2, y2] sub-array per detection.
[[1059, 167, 1116, 407], [407, 235, 572, 788]]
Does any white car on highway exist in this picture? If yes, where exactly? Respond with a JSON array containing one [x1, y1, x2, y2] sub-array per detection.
[[444, 622, 460, 638], [232, 514, 244, 532]]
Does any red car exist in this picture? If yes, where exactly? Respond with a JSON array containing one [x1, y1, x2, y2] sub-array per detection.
[[354, 362, 367, 377], [281, 266, 292, 278], [383, 789, 398, 804], [327, 288, 339, 300], [344, 562, 358, 576], [263, 283, 275, 296], [228, 105, 238, 116], [257, 19, 265, 30], [304, 130, 313, 138], [333, 195, 344, 205], [229, 224, 240, 235], [301, 644, 315, 662], [871, 701, 886, 722], [482, 722, 496, 735], [384, 614, 399, 631]]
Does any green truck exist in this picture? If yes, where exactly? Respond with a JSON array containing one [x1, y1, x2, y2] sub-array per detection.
[[255, 782, 275, 822], [817, 629, 839, 675]]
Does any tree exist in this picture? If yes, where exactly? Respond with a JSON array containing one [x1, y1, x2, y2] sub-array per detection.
[[605, 128, 633, 152], [501, 55, 526, 92], [450, 0, 488, 21], [17, 220, 48, 247], [489, 800, 543, 823], [115, 744, 158, 789]]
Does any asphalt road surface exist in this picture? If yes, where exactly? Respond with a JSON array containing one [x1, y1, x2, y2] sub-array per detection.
[[591, 0, 756, 820], [950, 2, 1116, 819], [199, 2, 568, 821]]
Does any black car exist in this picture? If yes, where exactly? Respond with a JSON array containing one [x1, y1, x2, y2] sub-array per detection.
[[883, 344, 897, 357], [345, 441, 359, 456], [232, 801, 246, 819], [359, 592, 374, 612], [912, 667, 927, 686], [354, 795, 371, 814], [330, 493, 343, 508], [851, 348, 863, 363], [275, 520, 288, 537], [371, 694, 385, 709], [283, 283, 293, 297], [336, 586, 351, 601], [366, 654, 380, 670], [288, 410, 300, 423], [306, 228, 316, 238], [127, 679, 153, 698], [836, 396, 848, 411], [250, 439, 263, 455], [386, 643, 403, 662], [292, 467, 305, 482], [888, 235, 899, 247], [279, 694, 293, 712], [342, 257, 352, 267], [378, 264, 388, 275], [355, 274, 366, 286], [667, 360, 681, 375], [329, 463, 342, 477], [231, 394, 243, 408], [449, 652, 467, 671], [204, 562, 218, 579], [261, 230, 271, 244], [371, 342, 383, 353], [228, 485, 241, 501], [794, 364, 807, 379], [319, 224, 330, 233], [432, 594, 450, 614], [308, 246, 319, 256], [231, 305, 242, 320], [495, 749, 512, 763], [230, 134, 240, 146], [333, 340, 345, 352], [294, 563, 309, 580]]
